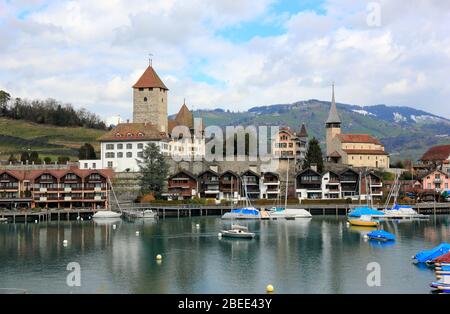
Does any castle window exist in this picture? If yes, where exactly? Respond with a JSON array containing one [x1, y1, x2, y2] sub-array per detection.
[[105, 152, 115, 158], [144, 97, 148, 102], [106, 144, 114, 150], [139, 88, 144, 91], [117, 144, 123, 149], [126, 152, 132, 158], [127, 143, 133, 149], [149, 88, 153, 91], [117, 152, 123, 158], [107, 161, 113, 168], [137, 143, 144, 149]]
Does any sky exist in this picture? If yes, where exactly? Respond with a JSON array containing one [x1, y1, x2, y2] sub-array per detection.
[[0, 0, 449, 124]]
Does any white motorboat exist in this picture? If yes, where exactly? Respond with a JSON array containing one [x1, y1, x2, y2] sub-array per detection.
[[92, 210, 122, 219], [129, 209, 157, 219], [268, 207, 312, 219], [219, 224, 255, 238]]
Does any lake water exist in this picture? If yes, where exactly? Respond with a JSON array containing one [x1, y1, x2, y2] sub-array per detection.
[[0, 216, 449, 294]]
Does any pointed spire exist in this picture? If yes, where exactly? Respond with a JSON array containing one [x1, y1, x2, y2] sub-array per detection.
[[298, 123, 308, 138], [133, 65, 168, 90], [326, 82, 341, 124]]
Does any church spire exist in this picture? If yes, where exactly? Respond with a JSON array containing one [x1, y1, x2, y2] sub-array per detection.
[[326, 82, 341, 124]]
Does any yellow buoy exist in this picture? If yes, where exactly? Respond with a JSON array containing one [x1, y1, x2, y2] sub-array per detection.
[[266, 284, 274, 293], [156, 254, 162, 261]]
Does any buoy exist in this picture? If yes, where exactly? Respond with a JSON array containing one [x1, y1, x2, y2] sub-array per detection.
[[266, 284, 274, 293], [89, 216, 92, 220], [63, 240, 68, 246], [77, 216, 80, 220], [196, 224, 200, 228], [218, 233, 222, 238], [363, 235, 369, 239], [136, 231, 140, 236], [81, 218, 84, 221], [156, 254, 162, 261], [113, 224, 117, 230], [34, 220, 38, 223]]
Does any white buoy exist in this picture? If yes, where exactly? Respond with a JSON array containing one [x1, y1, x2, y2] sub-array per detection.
[[266, 284, 274, 293], [63, 240, 68, 246], [113, 224, 117, 230], [156, 254, 162, 261], [76, 216, 80, 220], [346, 222, 350, 227], [81, 218, 84, 221], [196, 224, 200, 228], [89, 216, 92, 220], [35, 220, 38, 223], [218, 233, 222, 238], [363, 234, 369, 239], [136, 231, 140, 236]]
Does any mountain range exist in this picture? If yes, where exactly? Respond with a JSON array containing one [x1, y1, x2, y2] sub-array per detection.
[[192, 100, 450, 162]]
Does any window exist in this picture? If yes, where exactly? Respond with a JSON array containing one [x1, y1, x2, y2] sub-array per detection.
[[126, 152, 132, 158], [117, 152, 123, 158], [105, 152, 115, 158], [127, 143, 133, 149], [139, 88, 144, 91], [137, 151, 143, 158], [93, 163, 96, 169], [428, 183, 431, 189], [137, 143, 144, 149], [117, 144, 123, 149], [106, 144, 114, 150], [144, 97, 147, 102], [107, 161, 113, 168], [149, 88, 153, 91], [84, 163, 88, 168]]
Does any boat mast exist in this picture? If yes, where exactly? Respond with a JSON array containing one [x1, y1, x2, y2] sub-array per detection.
[[285, 158, 289, 209]]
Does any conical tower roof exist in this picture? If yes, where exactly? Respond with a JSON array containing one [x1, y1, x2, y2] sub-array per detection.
[[133, 66, 168, 90], [298, 123, 308, 137], [326, 83, 341, 124], [175, 102, 193, 128]]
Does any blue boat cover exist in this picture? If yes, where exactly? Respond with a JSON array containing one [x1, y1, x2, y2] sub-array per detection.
[[348, 207, 384, 218], [441, 266, 450, 271], [414, 243, 450, 263], [367, 230, 396, 241], [390, 203, 413, 210], [231, 208, 260, 215]]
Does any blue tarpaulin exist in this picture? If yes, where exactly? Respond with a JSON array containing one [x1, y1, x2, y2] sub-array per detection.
[[414, 243, 450, 263], [367, 230, 396, 241], [232, 208, 260, 216], [348, 207, 384, 218]]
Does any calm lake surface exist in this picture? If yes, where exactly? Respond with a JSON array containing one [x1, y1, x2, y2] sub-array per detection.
[[0, 216, 449, 294]]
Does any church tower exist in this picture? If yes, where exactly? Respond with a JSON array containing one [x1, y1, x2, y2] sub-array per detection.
[[132, 65, 168, 133], [325, 83, 341, 157]]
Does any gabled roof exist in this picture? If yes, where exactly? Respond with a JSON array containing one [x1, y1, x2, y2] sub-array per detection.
[[168, 103, 194, 133], [98, 123, 167, 142], [420, 169, 449, 179], [263, 172, 279, 179], [339, 168, 359, 176], [198, 169, 219, 177], [328, 150, 342, 158], [169, 169, 197, 180], [296, 168, 322, 177], [337, 134, 381, 145], [0, 168, 113, 181], [343, 149, 388, 155], [326, 83, 341, 124], [132, 66, 168, 90], [219, 170, 239, 178], [241, 169, 260, 178], [420, 145, 450, 161]]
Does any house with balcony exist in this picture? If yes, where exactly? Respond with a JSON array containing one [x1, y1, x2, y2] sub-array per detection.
[[0, 167, 112, 210], [241, 170, 261, 199], [321, 171, 341, 199], [360, 172, 383, 201], [295, 168, 323, 199], [339, 168, 360, 200], [261, 172, 280, 199], [219, 170, 241, 201], [421, 170, 449, 193], [167, 170, 198, 200], [198, 170, 220, 199]]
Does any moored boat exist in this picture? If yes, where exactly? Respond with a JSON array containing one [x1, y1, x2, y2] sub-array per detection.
[[413, 243, 450, 264], [221, 207, 261, 219], [348, 207, 384, 218], [268, 207, 312, 219], [348, 215, 379, 227], [367, 230, 396, 242], [219, 224, 255, 239], [92, 210, 122, 219]]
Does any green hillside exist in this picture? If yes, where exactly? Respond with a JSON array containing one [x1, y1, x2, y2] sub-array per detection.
[[0, 118, 106, 161]]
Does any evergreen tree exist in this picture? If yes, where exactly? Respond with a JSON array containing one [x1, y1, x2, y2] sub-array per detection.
[[78, 143, 97, 160], [29, 151, 40, 163], [20, 151, 30, 163], [43, 157, 52, 164], [0, 90, 11, 115], [137, 143, 169, 199], [57, 156, 70, 164], [302, 137, 324, 173]]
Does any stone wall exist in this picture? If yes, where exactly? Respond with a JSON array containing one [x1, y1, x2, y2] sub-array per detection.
[[132, 87, 168, 133]]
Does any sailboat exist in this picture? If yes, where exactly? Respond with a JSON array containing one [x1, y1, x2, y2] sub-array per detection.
[[92, 177, 123, 219], [381, 172, 428, 219], [221, 176, 261, 219], [268, 158, 312, 219]]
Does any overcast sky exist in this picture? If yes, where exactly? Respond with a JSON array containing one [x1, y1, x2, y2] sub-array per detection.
[[1, 0, 449, 123]]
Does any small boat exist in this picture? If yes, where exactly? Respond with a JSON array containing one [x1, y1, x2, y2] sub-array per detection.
[[348, 207, 384, 218], [219, 225, 255, 239], [92, 210, 122, 219], [413, 243, 450, 264], [0, 218, 8, 223], [268, 207, 312, 219], [367, 230, 396, 242], [432, 252, 450, 264], [382, 204, 429, 220], [221, 207, 261, 220], [126, 209, 157, 219], [348, 215, 379, 227]]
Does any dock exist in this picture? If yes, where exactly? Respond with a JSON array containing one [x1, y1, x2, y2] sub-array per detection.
[[1, 202, 449, 223]]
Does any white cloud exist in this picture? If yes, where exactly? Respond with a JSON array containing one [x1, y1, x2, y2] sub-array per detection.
[[0, 0, 449, 121]]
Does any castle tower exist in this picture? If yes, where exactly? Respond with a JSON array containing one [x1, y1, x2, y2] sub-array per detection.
[[132, 65, 168, 133], [325, 83, 341, 157]]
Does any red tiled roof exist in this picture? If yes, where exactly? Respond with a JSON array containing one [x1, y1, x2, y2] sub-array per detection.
[[337, 134, 381, 145], [0, 168, 113, 181], [98, 123, 167, 142], [343, 149, 388, 155], [420, 145, 450, 161], [328, 151, 341, 158], [168, 103, 194, 133], [132, 66, 168, 90]]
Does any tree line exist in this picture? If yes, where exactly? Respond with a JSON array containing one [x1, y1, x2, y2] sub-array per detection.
[[0, 90, 106, 129]]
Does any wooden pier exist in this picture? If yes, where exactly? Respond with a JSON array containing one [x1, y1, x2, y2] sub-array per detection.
[[1, 202, 449, 223]]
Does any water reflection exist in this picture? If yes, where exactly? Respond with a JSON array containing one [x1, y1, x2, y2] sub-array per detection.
[[0, 216, 449, 293]]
